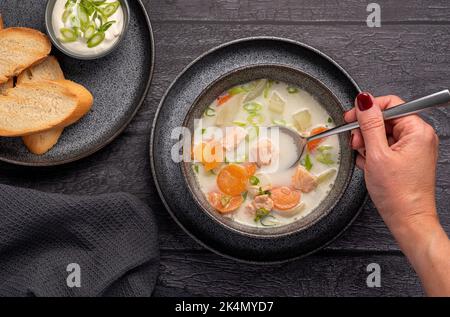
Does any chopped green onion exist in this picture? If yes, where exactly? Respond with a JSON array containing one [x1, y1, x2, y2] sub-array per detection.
[[87, 32, 105, 48], [100, 1, 121, 17], [193, 164, 199, 174], [77, 4, 90, 27], [204, 106, 216, 117], [328, 117, 333, 123], [260, 215, 279, 227], [304, 153, 313, 171], [264, 80, 274, 99], [243, 102, 263, 113], [232, 120, 247, 127], [254, 208, 270, 223], [247, 113, 265, 126], [242, 191, 248, 200], [201, 128, 206, 135], [317, 145, 333, 153], [60, 28, 78, 42], [228, 86, 247, 96], [84, 24, 96, 40], [249, 176, 260, 186], [272, 119, 287, 126], [316, 152, 335, 165], [246, 126, 260, 141], [287, 87, 299, 94], [62, 9, 72, 23]]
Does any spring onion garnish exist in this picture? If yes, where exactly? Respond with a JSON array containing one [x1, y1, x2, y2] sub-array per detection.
[[193, 164, 199, 174], [204, 106, 216, 117], [316, 146, 335, 165], [254, 208, 270, 223], [287, 87, 299, 94], [247, 113, 265, 125], [249, 176, 260, 186], [228, 86, 248, 96], [272, 119, 287, 126], [243, 102, 263, 113], [232, 120, 247, 127], [60, 0, 120, 48], [264, 80, 274, 99], [304, 153, 313, 171], [327, 117, 333, 123], [260, 215, 279, 227]]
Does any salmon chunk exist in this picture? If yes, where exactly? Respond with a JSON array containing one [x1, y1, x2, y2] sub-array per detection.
[[292, 166, 318, 193], [221, 126, 247, 151], [250, 138, 277, 167], [246, 194, 274, 215]]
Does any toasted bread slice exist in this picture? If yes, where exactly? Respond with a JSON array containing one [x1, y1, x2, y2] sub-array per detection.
[[0, 78, 13, 95], [18, 56, 67, 154], [0, 80, 93, 137], [0, 27, 51, 84], [17, 56, 65, 85]]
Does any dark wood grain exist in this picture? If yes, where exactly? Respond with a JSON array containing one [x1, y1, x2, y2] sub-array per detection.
[[0, 0, 449, 296], [155, 251, 423, 297], [149, 0, 450, 23]]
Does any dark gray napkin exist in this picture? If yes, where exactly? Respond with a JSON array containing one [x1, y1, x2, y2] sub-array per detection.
[[0, 184, 159, 297]]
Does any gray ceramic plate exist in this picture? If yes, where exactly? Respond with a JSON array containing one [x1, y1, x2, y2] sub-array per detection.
[[0, 0, 154, 166], [151, 37, 367, 263]]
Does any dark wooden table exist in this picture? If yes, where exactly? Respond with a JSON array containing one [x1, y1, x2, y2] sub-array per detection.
[[1, 0, 449, 296]]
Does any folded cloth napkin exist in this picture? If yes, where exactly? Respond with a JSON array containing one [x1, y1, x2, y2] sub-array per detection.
[[0, 184, 159, 297]]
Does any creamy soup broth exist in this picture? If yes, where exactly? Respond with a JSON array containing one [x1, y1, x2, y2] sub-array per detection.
[[191, 79, 340, 228]]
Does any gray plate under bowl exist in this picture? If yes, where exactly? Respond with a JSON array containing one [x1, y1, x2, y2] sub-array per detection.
[[151, 38, 367, 263], [0, 0, 154, 166]]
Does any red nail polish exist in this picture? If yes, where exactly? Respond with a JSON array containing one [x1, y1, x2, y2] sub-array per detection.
[[357, 92, 373, 111]]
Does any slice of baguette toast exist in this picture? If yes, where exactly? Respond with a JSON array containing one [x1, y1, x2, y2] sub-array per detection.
[[17, 56, 65, 85], [0, 80, 93, 137], [0, 78, 13, 95], [17, 56, 67, 154], [0, 27, 51, 84], [0, 15, 10, 95]]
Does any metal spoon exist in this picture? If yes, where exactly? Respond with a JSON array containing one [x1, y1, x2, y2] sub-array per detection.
[[271, 89, 450, 168]]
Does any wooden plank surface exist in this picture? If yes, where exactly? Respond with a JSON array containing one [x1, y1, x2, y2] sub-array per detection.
[[155, 252, 423, 297], [0, 0, 449, 296], [150, 0, 450, 23]]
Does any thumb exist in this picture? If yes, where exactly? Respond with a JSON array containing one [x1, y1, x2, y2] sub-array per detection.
[[355, 92, 389, 154]]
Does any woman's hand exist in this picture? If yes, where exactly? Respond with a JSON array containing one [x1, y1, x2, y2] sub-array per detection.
[[344, 93, 439, 229], [345, 93, 450, 296]]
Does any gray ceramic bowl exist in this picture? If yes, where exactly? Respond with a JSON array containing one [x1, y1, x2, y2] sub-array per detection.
[[45, 0, 130, 60], [151, 37, 366, 263], [182, 64, 354, 237]]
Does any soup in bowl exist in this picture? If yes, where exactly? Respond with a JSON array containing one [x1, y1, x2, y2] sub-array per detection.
[[182, 65, 353, 236]]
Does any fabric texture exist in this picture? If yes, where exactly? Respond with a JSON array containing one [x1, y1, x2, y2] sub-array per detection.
[[0, 184, 159, 297]]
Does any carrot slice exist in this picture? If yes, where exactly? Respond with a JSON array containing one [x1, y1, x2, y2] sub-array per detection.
[[207, 192, 244, 213], [193, 142, 223, 171], [307, 126, 328, 151], [243, 163, 257, 177], [217, 93, 232, 106], [217, 164, 248, 196], [271, 187, 301, 211]]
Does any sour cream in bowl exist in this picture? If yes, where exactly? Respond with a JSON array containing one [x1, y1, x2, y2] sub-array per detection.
[[45, 0, 130, 60]]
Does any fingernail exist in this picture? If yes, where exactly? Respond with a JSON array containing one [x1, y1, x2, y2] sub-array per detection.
[[356, 92, 373, 111]]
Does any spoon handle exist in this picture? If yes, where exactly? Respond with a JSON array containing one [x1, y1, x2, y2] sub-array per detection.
[[308, 89, 450, 142]]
